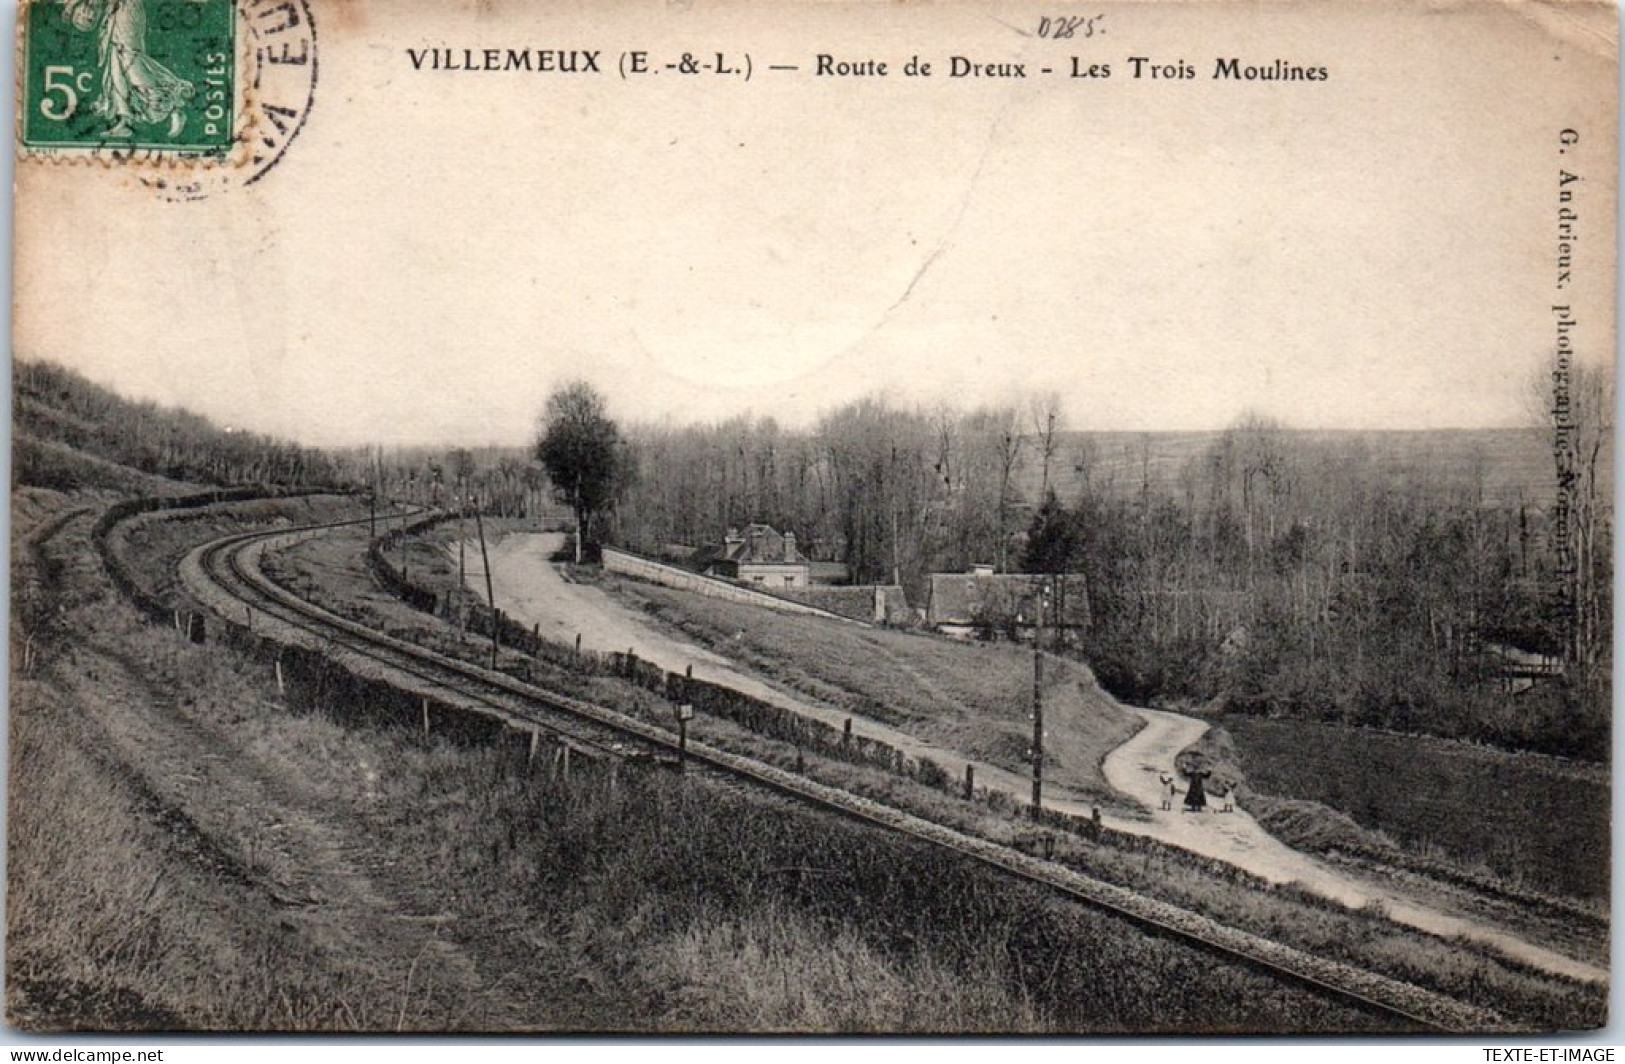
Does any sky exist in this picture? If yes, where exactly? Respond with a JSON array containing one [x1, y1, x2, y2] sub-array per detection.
[[13, 0, 1619, 448]]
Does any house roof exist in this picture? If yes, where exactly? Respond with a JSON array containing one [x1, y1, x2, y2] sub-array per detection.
[[926, 571, 1088, 627], [713, 524, 807, 566]]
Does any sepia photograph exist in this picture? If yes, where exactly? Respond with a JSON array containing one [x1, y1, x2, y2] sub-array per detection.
[[5, 0, 1617, 1038]]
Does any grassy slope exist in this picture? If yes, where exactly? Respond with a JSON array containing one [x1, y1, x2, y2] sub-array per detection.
[[1215, 716, 1609, 901], [605, 576, 1141, 803], [8, 490, 1424, 1034], [562, 559, 1609, 1013], [10, 400, 1604, 1033], [276, 520, 1606, 1031], [108, 495, 365, 609], [8, 496, 1034, 1030], [13, 432, 197, 497]]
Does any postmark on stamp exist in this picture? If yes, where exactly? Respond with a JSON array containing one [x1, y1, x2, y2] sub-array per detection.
[[18, 0, 317, 198]]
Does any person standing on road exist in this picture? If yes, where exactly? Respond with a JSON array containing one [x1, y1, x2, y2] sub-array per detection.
[[1183, 768, 1209, 812], [1159, 773, 1179, 811]]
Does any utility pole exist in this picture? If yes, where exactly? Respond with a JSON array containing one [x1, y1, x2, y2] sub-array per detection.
[[474, 498, 499, 669], [369, 446, 381, 540], [889, 444, 901, 588], [1031, 582, 1045, 819], [458, 495, 468, 634]]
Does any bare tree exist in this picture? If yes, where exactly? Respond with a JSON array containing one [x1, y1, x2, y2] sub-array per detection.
[[990, 407, 1026, 572], [1528, 357, 1614, 669], [1028, 391, 1065, 499]]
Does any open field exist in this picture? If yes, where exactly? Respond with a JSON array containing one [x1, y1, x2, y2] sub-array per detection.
[[7, 363, 1609, 1033], [603, 575, 1141, 805], [1036, 428, 1608, 509], [285, 524, 1605, 1021], [1211, 716, 1609, 902], [247, 517, 1610, 1028], [109, 495, 368, 611], [11, 491, 1454, 1034]]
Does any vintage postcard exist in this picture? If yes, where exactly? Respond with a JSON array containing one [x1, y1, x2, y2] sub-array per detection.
[[7, 0, 1617, 1039]]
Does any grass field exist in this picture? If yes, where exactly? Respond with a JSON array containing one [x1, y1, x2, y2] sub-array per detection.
[[1037, 428, 1602, 509], [109, 495, 365, 610], [10, 491, 1441, 1034], [604, 577, 1141, 806], [248, 511, 1612, 1030], [10, 362, 1612, 1032], [1214, 716, 1609, 902]]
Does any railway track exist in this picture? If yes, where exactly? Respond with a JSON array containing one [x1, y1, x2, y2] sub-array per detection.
[[197, 517, 658, 765], [172, 509, 1505, 1034]]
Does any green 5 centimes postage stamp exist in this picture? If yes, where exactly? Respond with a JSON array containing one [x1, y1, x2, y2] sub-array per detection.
[[22, 0, 235, 152], [18, 0, 318, 199]]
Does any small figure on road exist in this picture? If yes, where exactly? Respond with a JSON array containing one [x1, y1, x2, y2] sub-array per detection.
[[1183, 768, 1209, 813], [1158, 773, 1178, 811]]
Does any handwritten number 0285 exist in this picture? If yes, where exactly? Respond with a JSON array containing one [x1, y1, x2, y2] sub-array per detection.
[[40, 65, 94, 121], [1037, 15, 1098, 39]]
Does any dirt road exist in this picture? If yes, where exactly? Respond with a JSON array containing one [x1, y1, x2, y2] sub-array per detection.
[[470, 533, 1606, 985], [1102, 708, 1605, 981], [465, 533, 1096, 807]]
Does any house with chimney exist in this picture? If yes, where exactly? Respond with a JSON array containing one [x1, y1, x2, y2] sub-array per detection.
[[703, 524, 810, 589]]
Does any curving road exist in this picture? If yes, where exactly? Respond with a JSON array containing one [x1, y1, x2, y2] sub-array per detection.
[[1102, 708, 1604, 982], [464, 533, 1105, 810], [471, 532, 1605, 986], [170, 518, 1507, 1033]]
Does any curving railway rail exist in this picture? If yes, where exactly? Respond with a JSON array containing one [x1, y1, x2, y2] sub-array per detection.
[[172, 509, 1508, 1034]]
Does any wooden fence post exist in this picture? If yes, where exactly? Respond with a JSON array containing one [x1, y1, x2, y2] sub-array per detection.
[[422, 698, 430, 740], [677, 710, 690, 773], [964, 763, 975, 801]]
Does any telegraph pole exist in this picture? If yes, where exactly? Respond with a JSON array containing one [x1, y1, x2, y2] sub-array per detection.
[[474, 499, 499, 669], [458, 495, 468, 634], [1031, 580, 1046, 820], [1031, 641, 1044, 818]]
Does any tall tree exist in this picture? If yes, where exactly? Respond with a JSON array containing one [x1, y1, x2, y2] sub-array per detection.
[[536, 381, 625, 563], [1028, 391, 1065, 498], [1529, 358, 1614, 670]]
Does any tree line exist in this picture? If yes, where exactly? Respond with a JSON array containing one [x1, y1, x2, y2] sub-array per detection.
[[14, 360, 341, 489], [535, 379, 1610, 762], [329, 444, 557, 523], [613, 392, 1067, 594], [1024, 413, 1610, 760]]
